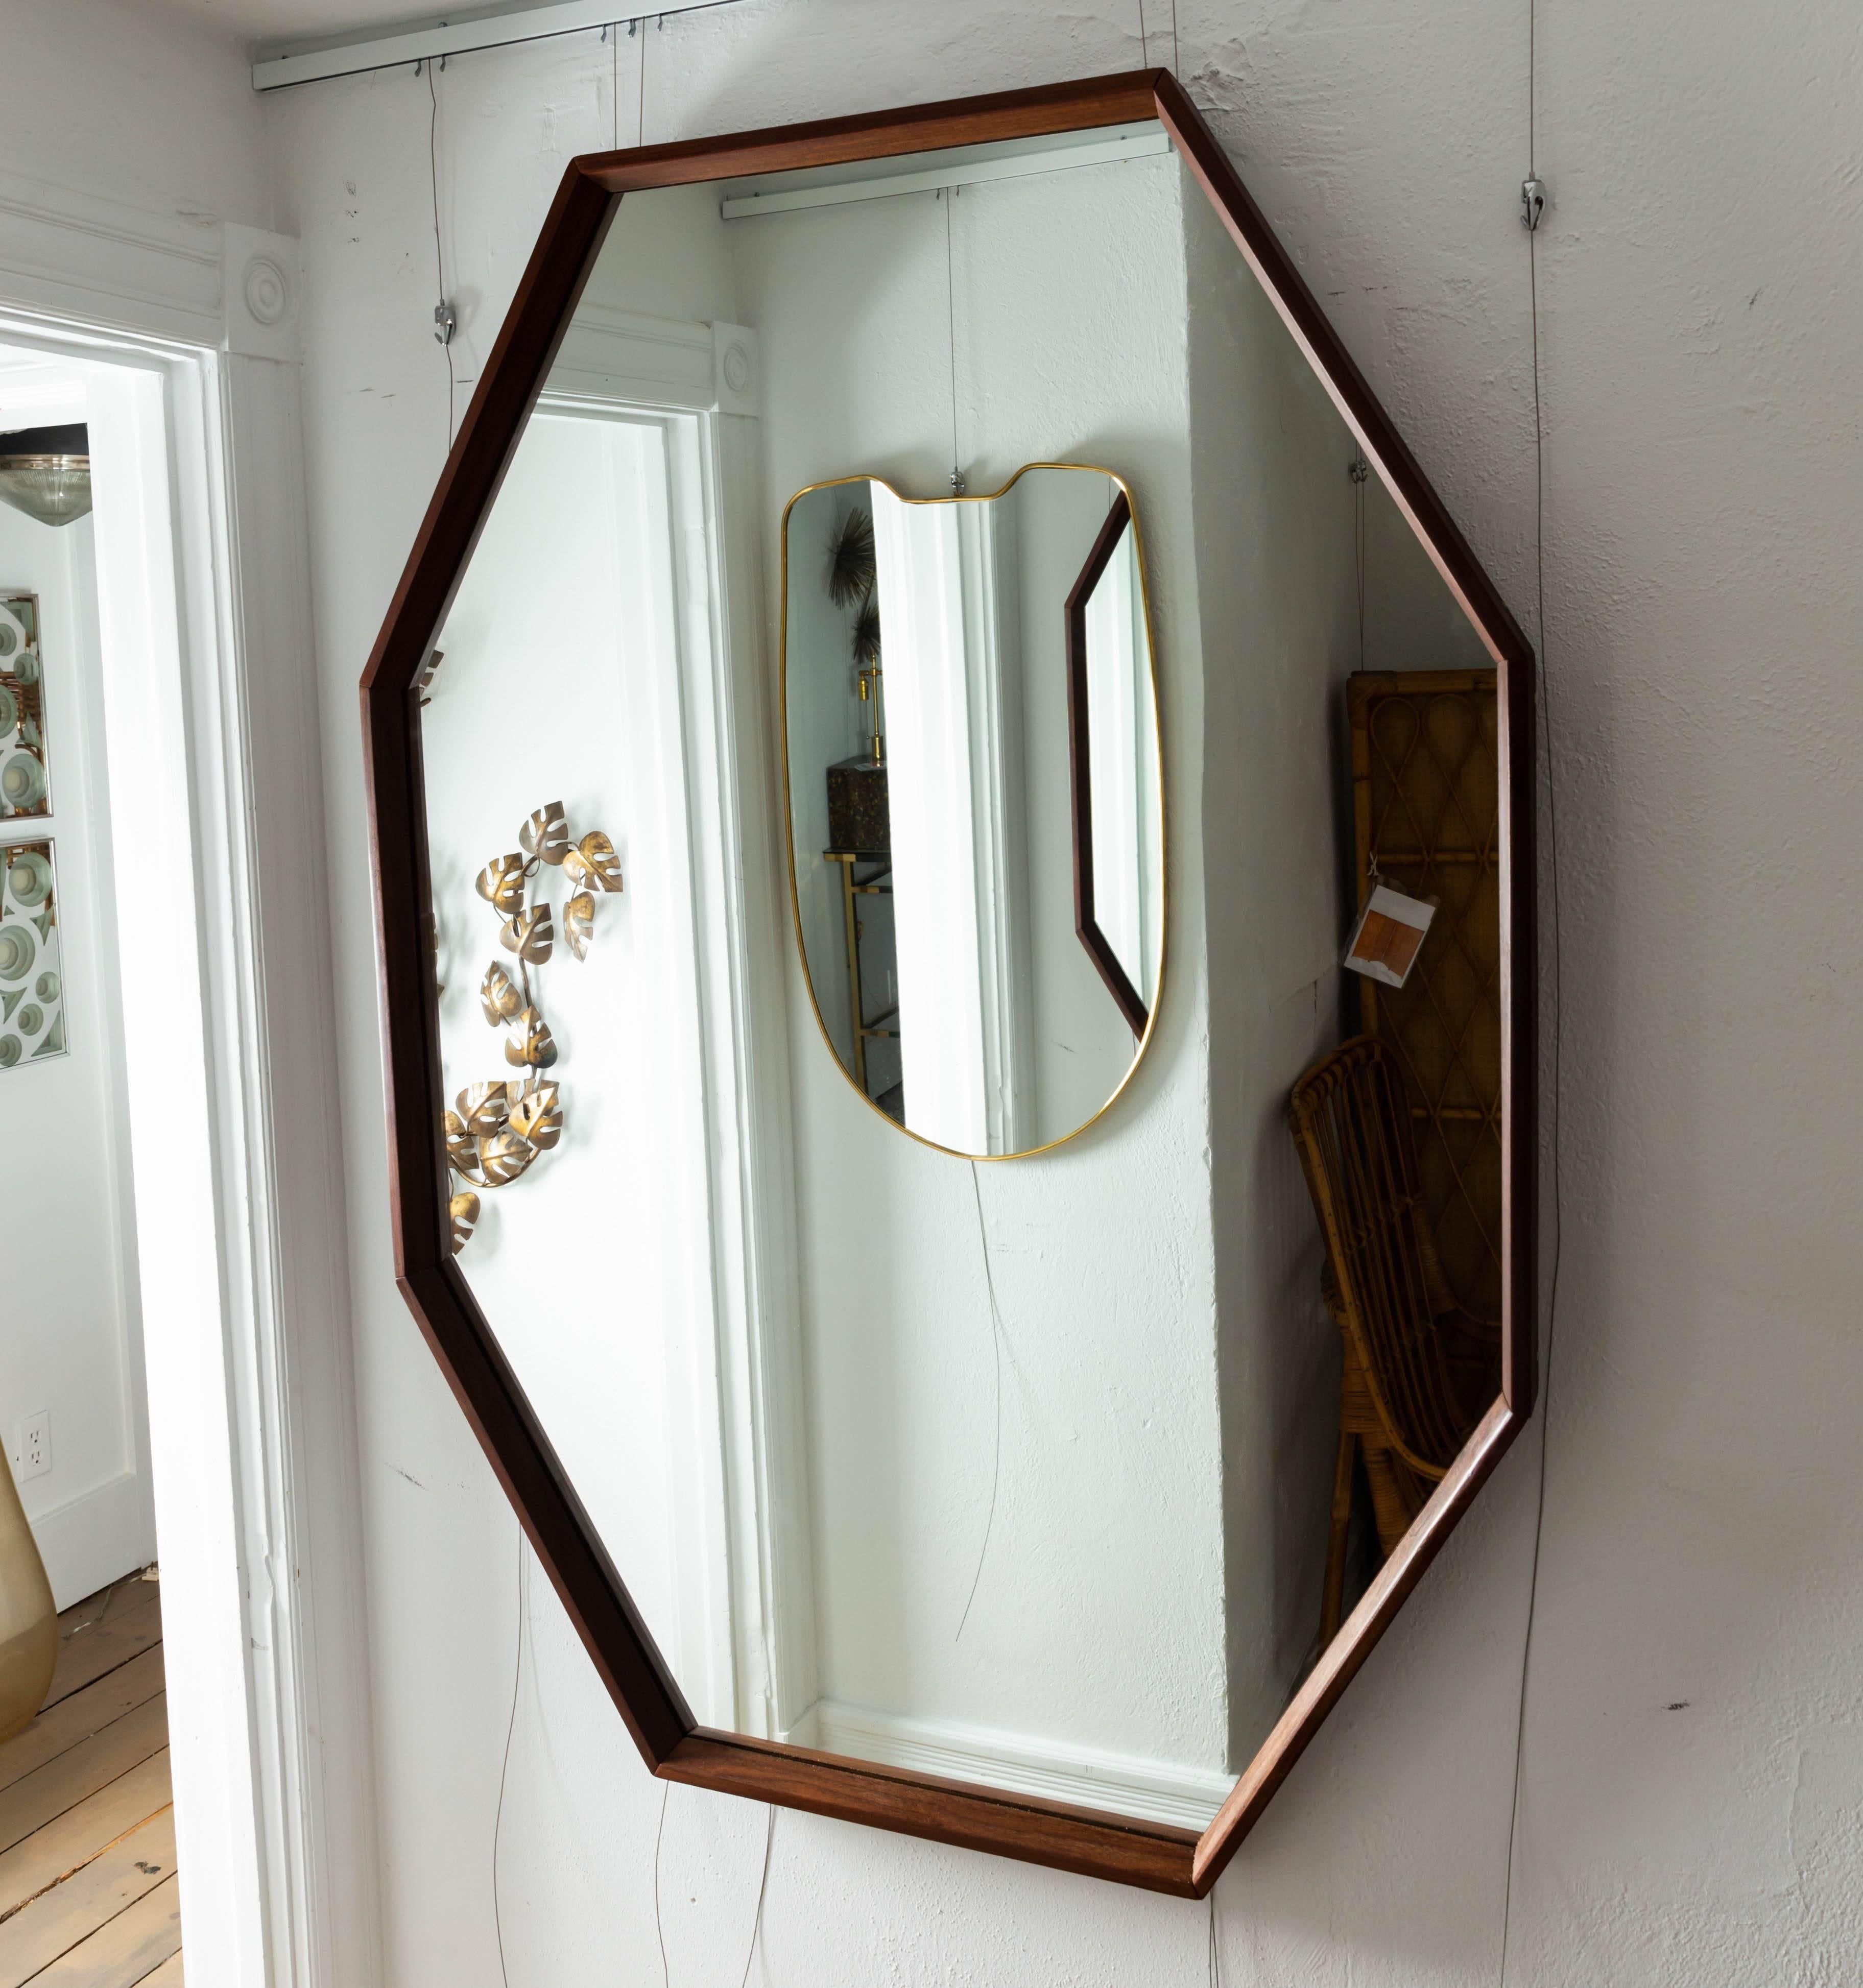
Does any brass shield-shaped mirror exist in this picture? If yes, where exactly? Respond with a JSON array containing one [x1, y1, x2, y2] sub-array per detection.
[[783, 468, 1161, 1155], [363, 71, 1536, 1899]]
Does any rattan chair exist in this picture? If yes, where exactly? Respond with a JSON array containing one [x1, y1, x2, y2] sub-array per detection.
[[1289, 1035, 1493, 1643]]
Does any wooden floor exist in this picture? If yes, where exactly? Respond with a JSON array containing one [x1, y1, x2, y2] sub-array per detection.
[[0, 1574, 178, 1987]]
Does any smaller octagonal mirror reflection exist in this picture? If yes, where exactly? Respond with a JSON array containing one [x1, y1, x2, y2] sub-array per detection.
[[380, 76, 1531, 1888]]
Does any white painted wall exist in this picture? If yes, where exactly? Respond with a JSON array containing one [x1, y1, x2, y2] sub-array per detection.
[[1180, 172, 1363, 1760], [0, 491, 157, 1609], [0, 0, 269, 228], [267, 3, 1863, 1983]]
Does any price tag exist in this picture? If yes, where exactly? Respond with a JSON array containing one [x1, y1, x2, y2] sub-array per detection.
[[1342, 883, 1437, 989]]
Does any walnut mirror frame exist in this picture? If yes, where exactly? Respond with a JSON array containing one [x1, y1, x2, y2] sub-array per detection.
[[362, 70, 1536, 1900]]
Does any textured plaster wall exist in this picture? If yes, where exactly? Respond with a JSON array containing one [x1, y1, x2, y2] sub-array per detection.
[[264, 2, 1863, 1984], [0, 0, 270, 228]]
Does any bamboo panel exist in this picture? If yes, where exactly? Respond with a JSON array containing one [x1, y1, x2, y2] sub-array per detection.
[[1350, 672, 1502, 1327]]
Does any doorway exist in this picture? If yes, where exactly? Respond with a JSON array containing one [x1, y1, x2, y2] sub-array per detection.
[[0, 278, 373, 1984]]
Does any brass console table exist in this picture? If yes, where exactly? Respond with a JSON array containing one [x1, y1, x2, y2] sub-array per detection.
[[824, 850, 896, 1098]]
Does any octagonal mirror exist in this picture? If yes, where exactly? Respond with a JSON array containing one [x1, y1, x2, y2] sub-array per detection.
[[365, 71, 1535, 1898]]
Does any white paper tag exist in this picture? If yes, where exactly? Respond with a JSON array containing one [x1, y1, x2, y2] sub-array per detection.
[[1342, 883, 1437, 989]]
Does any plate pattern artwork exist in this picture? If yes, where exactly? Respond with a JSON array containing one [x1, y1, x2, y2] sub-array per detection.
[[0, 840, 65, 1066], [0, 596, 48, 822]]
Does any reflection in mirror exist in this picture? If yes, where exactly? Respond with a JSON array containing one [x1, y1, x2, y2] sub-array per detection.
[[783, 467, 1160, 1155], [414, 115, 1502, 1833], [1067, 491, 1159, 1037]]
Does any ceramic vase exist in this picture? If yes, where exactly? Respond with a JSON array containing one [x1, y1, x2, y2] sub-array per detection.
[[0, 1448, 55, 1742]]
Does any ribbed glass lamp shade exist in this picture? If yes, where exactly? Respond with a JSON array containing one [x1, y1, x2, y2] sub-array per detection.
[[0, 457, 91, 528], [0, 424, 91, 528]]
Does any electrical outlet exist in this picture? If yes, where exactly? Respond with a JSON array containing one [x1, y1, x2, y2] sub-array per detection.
[[16, 1411, 50, 1482]]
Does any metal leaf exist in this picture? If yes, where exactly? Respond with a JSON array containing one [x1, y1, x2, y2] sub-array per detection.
[[477, 1128, 536, 1187], [504, 1007, 558, 1069], [563, 830, 622, 895], [520, 801, 570, 866], [481, 960, 523, 1026], [417, 648, 446, 706], [564, 891, 594, 961], [457, 1081, 510, 1138], [448, 1190, 480, 1254], [476, 853, 527, 915], [507, 1080, 562, 1151], [500, 903, 554, 964], [443, 1109, 481, 1177]]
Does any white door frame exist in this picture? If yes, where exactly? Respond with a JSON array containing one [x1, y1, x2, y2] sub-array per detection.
[[541, 317, 820, 1745], [0, 176, 379, 1987]]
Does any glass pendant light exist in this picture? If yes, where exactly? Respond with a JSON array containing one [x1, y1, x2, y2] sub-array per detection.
[[0, 423, 90, 528]]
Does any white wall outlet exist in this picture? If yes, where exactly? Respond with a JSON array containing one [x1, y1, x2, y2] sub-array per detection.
[[15, 1411, 50, 1482]]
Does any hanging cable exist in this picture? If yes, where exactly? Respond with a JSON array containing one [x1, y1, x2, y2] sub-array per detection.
[[425, 59, 457, 445], [653, 1784, 671, 1988], [1137, 0, 1149, 65], [492, 1530, 526, 1988], [1171, 0, 1180, 72], [736, 1810, 776, 1988], [956, 1161, 1005, 1642], [638, 15, 649, 146], [1207, 1890, 1220, 1988], [1351, 455, 1370, 666], [1497, 0, 1563, 1977], [652, 1788, 775, 1988], [943, 188, 963, 492]]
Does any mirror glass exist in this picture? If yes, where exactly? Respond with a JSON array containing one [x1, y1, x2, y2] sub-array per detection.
[[416, 116, 1501, 1832], [783, 467, 1160, 1153]]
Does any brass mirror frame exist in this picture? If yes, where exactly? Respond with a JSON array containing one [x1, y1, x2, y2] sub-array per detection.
[[779, 465, 1164, 1159], [361, 69, 1536, 1900]]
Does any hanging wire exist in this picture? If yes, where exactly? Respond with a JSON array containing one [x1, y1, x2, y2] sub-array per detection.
[[1171, 0, 1180, 72], [611, 20, 619, 149], [1207, 1889, 1220, 1988], [638, 15, 649, 146], [653, 1784, 671, 1988], [942, 188, 963, 489], [1353, 458, 1369, 667], [492, 1531, 526, 1988], [426, 60, 456, 445], [1137, 0, 1149, 64], [653, 1787, 776, 1988], [1497, 0, 1565, 1977], [956, 1160, 1005, 1642], [737, 1809, 776, 1988]]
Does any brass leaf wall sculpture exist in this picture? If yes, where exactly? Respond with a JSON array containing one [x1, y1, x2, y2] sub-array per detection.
[[445, 800, 622, 1253]]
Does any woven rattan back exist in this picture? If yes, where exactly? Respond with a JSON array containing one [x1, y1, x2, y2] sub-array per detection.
[[1289, 1036, 1470, 1476], [1350, 670, 1501, 1325]]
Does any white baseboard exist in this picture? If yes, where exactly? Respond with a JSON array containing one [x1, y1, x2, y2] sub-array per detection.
[[28, 1470, 157, 1611], [791, 1699, 1234, 1831]]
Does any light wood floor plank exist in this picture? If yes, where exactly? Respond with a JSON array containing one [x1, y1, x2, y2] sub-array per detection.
[[43, 1610, 162, 1718], [52, 1583, 153, 1650], [0, 1752, 171, 1921], [0, 1810, 174, 1988], [135, 1957, 180, 1987], [0, 1702, 168, 1861], [0, 1655, 166, 1800], [92, 1585, 156, 1632], [14, 1874, 179, 1987]]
